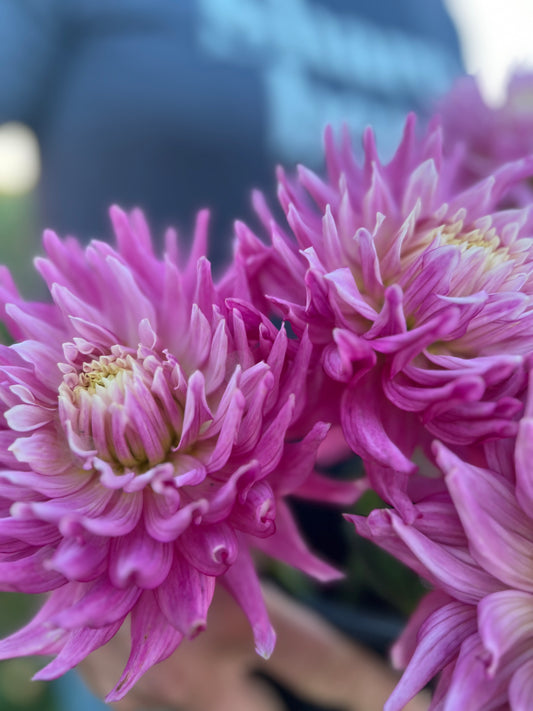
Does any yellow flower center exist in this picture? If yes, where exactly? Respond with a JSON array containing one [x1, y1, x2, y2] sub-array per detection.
[[435, 219, 510, 271], [59, 350, 182, 470], [77, 356, 128, 393]]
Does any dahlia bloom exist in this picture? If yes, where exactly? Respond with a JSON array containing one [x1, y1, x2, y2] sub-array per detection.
[[0, 207, 355, 700], [439, 73, 533, 203], [233, 116, 533, 514], [347, 424, 533, 711]]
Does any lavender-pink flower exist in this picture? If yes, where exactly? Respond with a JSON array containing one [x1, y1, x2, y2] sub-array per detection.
[[440, 73, 533, 203], [233, 116, 533, 514], [0, 207, 356, 700], [347, 426, 533, 710]]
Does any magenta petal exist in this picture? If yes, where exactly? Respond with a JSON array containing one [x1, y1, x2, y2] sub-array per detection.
[[341, 376, 416, 475], [230, 481, 276, 537], [78, 491, 143, 537], [205, 390, 245, 471], [384, 600, 476, 711], [323, 329, 376, 384], [9, 430, 73, 476], [515, 412, 533, 518], [34, 621, 123, 681], [388, 514, 503, 604], [440, 444, 533, 591], [221, 543, 275, 659], [254, 395, 295, 475], [155, 552, 215, 637], [509, 659, 533, 711], [107, 591, 183, 702], [267, 422, 330, 496], [442, 634, 511, 711], [143, 497, 208, 543], [391, 590, 453, 669], [364, 461, 417, 522], [102, 255, 158, 344], [52, 577, 141, 629], [0, 547, 66, 593], [51, 283, 111, 334], [179, 522, 238, 576], [478, 590, 533, 673], [349, 508, 503, 603], [109, 528, 173, 589], [49, 534, 109, 582], [4, 303, 65, 344], [200, 460, 263, 524], [325, 267, 379, 321], [178, 370, 212, 449]]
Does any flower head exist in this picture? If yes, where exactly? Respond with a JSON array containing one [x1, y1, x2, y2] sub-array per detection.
[[346, 412, 533, 710], [0, 207, 355, 700], [440, 73, 533, 203], [233, 116, 533, 513]]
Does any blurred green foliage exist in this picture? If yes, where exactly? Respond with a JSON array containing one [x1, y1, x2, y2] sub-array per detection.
[[0, 193, 59, 709], [341, 490, 426, 617], [0, 593, 57, 711], [0, 193, 41, 299]]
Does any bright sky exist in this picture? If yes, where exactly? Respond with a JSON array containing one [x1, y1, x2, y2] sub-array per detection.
[[446, 0, 533, 105]]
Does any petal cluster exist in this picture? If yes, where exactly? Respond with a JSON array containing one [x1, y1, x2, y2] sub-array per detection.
[[439, 73, 533, 203], [346, 396, 533, 711], [0, 207, 356, 700], [233, 116, 533, 512]]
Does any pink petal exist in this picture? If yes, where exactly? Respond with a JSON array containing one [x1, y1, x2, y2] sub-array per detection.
[[155, 552, 215, 637], [221, 543, 275, 659], [34, 621, 123, 681], [109, 528, 173, 589], [52, 577, 141, 629], [478, 590, 533, 673], [385, 600, 476, 711], [509, 658, 533, 711], [179, 521, 238, 576]]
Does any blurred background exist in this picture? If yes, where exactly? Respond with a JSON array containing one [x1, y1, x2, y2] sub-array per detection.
[[0, 0, 530, 709]]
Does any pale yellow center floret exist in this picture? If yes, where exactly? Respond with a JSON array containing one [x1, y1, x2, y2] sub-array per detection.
[[437, 220, 510, 271], [59, 350, 184, 471], [75, 355, 132, 398]]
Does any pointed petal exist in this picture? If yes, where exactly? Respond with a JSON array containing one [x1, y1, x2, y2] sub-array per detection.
[[221, 543, 275, 658], [155, 552, 215, 637], [107, 591, 183, 702], [384, 601, 476, 711]]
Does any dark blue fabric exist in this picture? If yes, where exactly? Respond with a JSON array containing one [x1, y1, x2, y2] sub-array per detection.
[[0, 0, 462, 268]]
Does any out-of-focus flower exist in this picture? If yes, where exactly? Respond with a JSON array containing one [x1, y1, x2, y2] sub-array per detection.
[[439, 73, 533, 203], [346, 422, 533, 711], [233, 116, 533, 515], [0, 207, 356, 701]]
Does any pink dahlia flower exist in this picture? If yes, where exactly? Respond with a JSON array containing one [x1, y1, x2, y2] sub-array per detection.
[[347, 426, 533, 711], [0, 207, 356, 700], [440, 73, 533, 203], [233, 116, 533, 514]]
